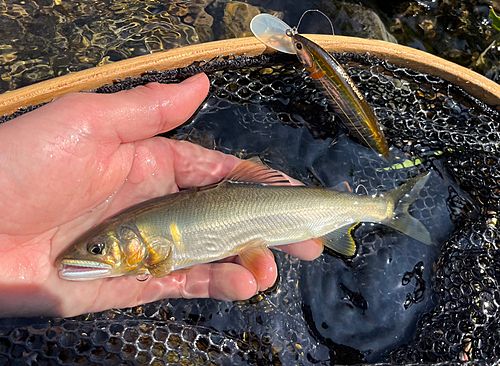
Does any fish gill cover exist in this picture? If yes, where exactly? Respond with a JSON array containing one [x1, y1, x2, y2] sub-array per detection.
[[0, 52, 499, 365]]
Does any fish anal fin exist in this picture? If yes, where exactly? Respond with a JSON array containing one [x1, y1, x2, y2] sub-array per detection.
[[318, 223, 359, 258], [226, 158, 296, 186]]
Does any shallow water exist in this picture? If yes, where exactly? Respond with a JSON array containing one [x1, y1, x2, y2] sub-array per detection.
[[0, 0, 497, 93]]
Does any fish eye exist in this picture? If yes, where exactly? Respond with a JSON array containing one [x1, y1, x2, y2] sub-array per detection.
[[295, 42, 303, 50], [88, 242, 105, 255]]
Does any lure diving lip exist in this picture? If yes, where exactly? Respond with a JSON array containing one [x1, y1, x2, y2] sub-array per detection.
[[250, 14, 296, 54]]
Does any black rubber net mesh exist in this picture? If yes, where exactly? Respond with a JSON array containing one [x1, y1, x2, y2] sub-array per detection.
[[0, 52, 498, 365]]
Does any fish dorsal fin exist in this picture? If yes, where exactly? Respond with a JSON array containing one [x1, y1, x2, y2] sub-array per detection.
[[226, 157, 294, 186]]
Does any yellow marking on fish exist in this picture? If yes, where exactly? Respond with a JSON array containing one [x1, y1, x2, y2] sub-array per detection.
[[169, 222, 184, 251], [347, 223, 358, 237], [125, 238, 144, 267]]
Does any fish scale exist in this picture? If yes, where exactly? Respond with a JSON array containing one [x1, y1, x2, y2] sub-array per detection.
[[159, 183, 366, 259]]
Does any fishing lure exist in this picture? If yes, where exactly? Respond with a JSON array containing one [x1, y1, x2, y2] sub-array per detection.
[[250, 12, 390, 159]]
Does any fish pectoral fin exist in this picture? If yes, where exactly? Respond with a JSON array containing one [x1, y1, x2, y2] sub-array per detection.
[[145, 236, 173, 264], [143, 236, 174, 277], [317, 223, 359, 258], [146, 257, 174, 278], [225, 157, 299, 186]]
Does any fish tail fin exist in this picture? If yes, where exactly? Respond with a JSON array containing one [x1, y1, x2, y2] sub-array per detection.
[[383, 173, 435, 245]]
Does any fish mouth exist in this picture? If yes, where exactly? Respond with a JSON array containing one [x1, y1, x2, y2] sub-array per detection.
[[59, 259, 113, 281]]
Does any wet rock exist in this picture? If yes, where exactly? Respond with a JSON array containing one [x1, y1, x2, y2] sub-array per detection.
[[317, 1, 398, 42], [222, 1, 261, 38], [192, 5, 214, 43], [388, 0, 499, 82]]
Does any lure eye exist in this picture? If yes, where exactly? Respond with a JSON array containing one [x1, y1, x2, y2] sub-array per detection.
[[88, 242, 105, 255], [295, 42, 303, 50]]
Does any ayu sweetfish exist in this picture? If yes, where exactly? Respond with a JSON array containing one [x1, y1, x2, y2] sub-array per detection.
[[57, 159, 433, 281]]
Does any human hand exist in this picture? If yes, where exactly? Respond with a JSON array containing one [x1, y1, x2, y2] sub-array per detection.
[[0, 73, 323, 317]]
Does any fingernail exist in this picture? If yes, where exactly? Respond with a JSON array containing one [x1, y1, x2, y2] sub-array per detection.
[[181, 73, 206, 85]]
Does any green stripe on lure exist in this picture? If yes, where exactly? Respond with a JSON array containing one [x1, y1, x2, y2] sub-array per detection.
[[57, 158, 434, 281], [377, 150, 446, 172], [250, 13, 390, 159]]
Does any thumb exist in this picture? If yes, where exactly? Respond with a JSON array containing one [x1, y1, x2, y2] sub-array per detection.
[[53, 73, 210, 143]]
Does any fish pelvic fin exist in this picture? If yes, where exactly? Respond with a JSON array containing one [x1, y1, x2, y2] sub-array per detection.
[[383, 173, 434, 245], [147, 256, 174, 277], [226, 157, 299, 186], [317, 223, 359, 258], [237, 242, 275, 281]]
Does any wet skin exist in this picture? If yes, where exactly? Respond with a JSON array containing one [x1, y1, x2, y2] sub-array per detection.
[[0, 73, 322, 317]]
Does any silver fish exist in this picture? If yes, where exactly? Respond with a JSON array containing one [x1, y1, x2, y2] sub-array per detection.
[[57, 159, 433, 280]]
